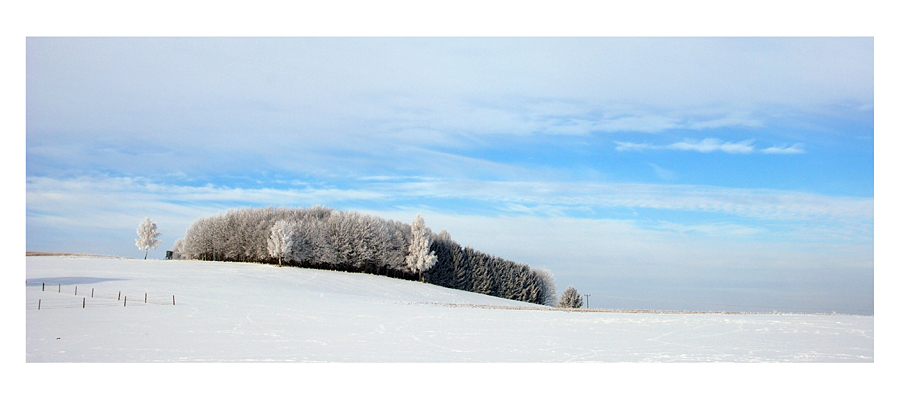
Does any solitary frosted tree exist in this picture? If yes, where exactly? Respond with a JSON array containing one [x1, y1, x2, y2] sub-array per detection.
[[135, 217, 162, 260], [406, 214, 437, 281], [558, 286, 583, 308], [267, 220, 297, 266]]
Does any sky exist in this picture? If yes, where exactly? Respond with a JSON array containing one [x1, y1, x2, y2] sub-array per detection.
[[25, 36, 875, 314]]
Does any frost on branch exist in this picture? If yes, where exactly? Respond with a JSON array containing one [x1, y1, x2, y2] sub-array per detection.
[[267, 220, 299, 267], [534, 268, 558, 306], [135, 217, 162, 260], [405, 214, 437, 281]]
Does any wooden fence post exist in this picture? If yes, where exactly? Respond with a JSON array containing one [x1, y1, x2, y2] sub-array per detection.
[[58, 284, 61, 292], [42, 282, 44, 291], [145, 293, 147, 303], [83, 297, 85, 308], [124, 296, 127, 307], [91, 288, 94, 298], [38, 299, 41, 310], [118, 291, 121, 301], [75, 286, 77, 295], [173, 295, 175, 306]]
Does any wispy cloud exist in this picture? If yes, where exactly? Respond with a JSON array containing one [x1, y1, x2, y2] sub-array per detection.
[[382, 180, 873, 222], [762, 144, 806, 154], [649, 163, 676, 181], [27, 175, 874, 233], [647, 221, 766, 236], [614, 141, 652, 152], [668, 138, 755, 154], [616, 138, 805, 155]]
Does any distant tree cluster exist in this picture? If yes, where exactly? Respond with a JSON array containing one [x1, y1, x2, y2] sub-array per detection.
[[173, 206, 557, 306]]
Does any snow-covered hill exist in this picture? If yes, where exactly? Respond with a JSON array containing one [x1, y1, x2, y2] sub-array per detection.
[[26, 256, 873, 362]]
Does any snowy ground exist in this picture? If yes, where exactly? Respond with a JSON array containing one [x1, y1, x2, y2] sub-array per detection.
[[26, 256, 873, 362]]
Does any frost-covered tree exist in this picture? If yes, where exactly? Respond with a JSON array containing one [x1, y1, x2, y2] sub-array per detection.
[[406, 214, 437, 281], [558, 286, 583, 308], [534, 268, 557, 306], [267, 220, 298, 266], [135, 217, 162, 260], [176, 206, 557, 304], [170, 238, 185, 260]]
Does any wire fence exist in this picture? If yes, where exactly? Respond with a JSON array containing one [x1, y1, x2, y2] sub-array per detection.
[[26, 282, 176, 311]]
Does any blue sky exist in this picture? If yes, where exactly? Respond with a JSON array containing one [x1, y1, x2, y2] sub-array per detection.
[[25, 37, 874, 314]]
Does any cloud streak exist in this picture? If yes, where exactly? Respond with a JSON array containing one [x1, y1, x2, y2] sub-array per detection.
[[27, 175, 873, 230], [668, 138, 755, 154], [761, 144, 806, 154], [615, 138, 805, 155]]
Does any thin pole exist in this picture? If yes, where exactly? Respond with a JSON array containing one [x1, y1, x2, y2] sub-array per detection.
[[118, 291, 121, 301], [145, 293, 147, 303], [83, 297, 85, 308], [172, 295, 175, 306], [75, 286, 77, 295], [91, 288, 94, 298], [38, 299, 41, 310], [584, 294, 591, 309], [124, 296, 127, 307], [42, 282, 44, 291], [58, 284, 61, 293]]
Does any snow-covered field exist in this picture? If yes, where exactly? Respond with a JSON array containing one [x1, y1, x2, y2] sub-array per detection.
[[26, 256, 873, 362]]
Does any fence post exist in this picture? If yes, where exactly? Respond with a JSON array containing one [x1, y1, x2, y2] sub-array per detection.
[[75, 286, 77, 295], [83, 297, 85, 308], [92, 288, 94, 298], [118, 291, 121, 301], [145, 293, 147, 303], [42, 282, 44, 291], [38, 299, 41, 310], [173, 295, 175, 306], [124, 296, 127, 307], [58, 284, 61, 292]]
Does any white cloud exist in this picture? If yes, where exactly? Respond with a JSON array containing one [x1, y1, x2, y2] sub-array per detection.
[[615, 141, 651, 151], [27, 38, 872, 157], [668, 138, 755, 154], [615, 138, 807, 155], [762, 144, 806, 154], [383, 180, 873, 222], [648, 221, 765, 236], [27, 175, 872, 231]]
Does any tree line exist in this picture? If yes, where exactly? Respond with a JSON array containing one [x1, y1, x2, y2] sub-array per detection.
[[172, 206, 557, 306]]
